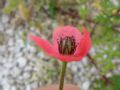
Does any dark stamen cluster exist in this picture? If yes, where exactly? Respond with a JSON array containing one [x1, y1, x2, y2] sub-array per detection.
[[58, 36, 76, 55]]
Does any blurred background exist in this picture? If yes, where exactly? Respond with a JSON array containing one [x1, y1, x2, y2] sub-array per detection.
[[0, 0, 120, 90]]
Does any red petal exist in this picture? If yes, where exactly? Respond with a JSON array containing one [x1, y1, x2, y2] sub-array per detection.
[[74, 26, 91, 56], [53, 26, 82, 50], [29, 26, 91, 62], [30, 35, 57, 56], [30, 35, 82, 62], [53, 54, 83, 62]]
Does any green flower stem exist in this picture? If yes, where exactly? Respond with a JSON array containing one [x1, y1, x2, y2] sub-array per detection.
[[59, 62, 67, 90]]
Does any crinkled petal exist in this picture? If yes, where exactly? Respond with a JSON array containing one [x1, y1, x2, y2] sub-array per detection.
[[74, 26, 91, 57], [30, 35, 57, 56], [53, 54, 83, 62], [53, 26, 82, 51], [30, 26, 91, 62], [30, 35, 82, 62]]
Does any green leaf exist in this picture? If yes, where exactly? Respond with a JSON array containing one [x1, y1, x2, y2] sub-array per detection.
[[95, 13, 110, 24], [79, 5, 89, 19], [90, 75, 120, 90], [100, 0, 117, 14], [48, 0, 57, 18], [3, 0, 20, 13], [3, 6, 14, 13]]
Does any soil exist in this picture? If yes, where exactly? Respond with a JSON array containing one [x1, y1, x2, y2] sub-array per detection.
[[35, 84, 80, 90]]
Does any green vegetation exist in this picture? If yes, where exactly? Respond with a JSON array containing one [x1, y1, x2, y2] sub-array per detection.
[[1, 0, 120, 89], [90, 75, 120, 90]]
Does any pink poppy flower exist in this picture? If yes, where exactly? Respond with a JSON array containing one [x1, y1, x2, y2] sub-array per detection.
[[30, 26, 91, 62]]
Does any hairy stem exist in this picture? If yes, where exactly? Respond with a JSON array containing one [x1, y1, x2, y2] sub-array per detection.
[[59, 62, 67, 90]]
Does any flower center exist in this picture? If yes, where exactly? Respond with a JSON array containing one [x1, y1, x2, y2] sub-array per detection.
[[58, 36, 76, 55]]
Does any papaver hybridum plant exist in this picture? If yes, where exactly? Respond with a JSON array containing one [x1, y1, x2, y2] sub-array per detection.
[[30, 26, 91, 90]]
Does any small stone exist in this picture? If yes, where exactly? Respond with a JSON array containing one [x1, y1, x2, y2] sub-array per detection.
[[6, 28, 14, 36], [90, 67, 97, 74], [22, 72, 31, 79], [81, 58, 88, 65], [103, 54, 107, 59], [31, 82, 38, 89], [107, 73, 112, 77], [114, 70, 120, 74], [89, 48, 96, 55], [0, 23, 4, 31], [2, 68, 9, 76], [71, 66, 77, 73], [0, 32, 5, 45], [3, 83, 10, 90], [11, 67, 21, 78], [111, 0, 119, 6], [24, 66, 32, 72], [1, 15, 9, 24], [4, 63, 13, 69], [16, 39, 24, 48], [37, 52, 45, 58], [0, 72, 4, 81], [8, 39, 14, 46], [11, 86, 16, 90], [18, 76, 23, 80], [82, 81, 90, 90], [15, 53, 23, 58], [26, 44, 36, 53], [16, 57, 27, 68], [26, 85, 31, 90], [8, 78, 15, 85]]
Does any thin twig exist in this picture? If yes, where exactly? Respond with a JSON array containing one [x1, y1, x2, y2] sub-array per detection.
[[90, 23, 97, 37], [55, 7, 120, 33], [87, 23, 112, 85], [87, 54, 98, 69], [56, 7, 94, 23], [87, 54, 111, 85]]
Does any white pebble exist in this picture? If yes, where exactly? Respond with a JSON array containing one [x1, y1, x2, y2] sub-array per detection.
[[82, 81, 90, 90], [31, 83, 38, 89], [11, 86, 16, 90], [23, 72, 31, 79], [26, 85, 31, 90], [0, 23, 4, 31], [11, 67, 21, 78], [3, 83, 10, 90], [1, 15, 9, 24], [6, 28, 14, 36], [16, 57, 27, 68]]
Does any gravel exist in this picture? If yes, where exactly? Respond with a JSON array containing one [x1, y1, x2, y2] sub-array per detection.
[[0, 12, 120, 90]]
